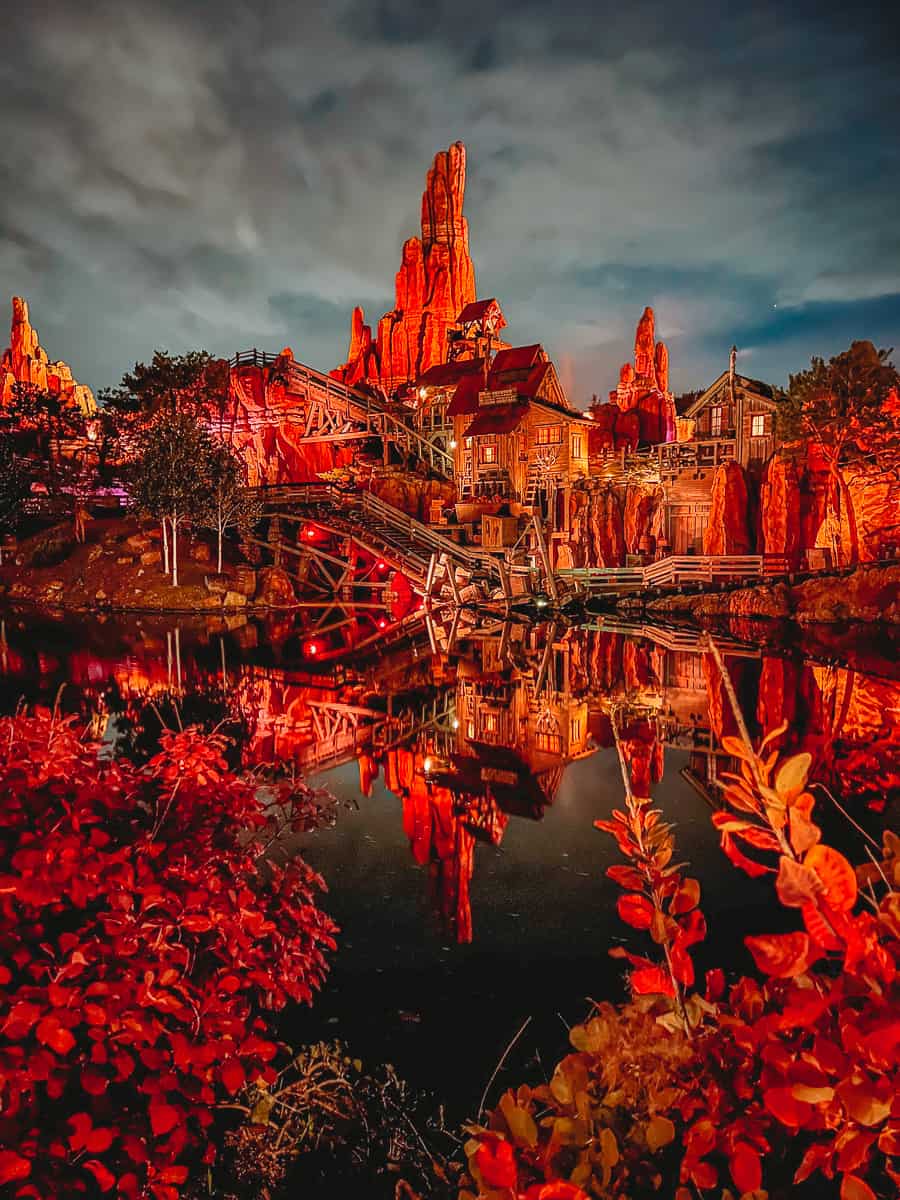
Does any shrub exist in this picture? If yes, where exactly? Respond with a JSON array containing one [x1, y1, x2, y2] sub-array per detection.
[[462, 647, 898, 1200], [0, 710, 337, 1197]]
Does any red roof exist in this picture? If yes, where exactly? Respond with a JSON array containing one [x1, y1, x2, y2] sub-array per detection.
[[455, 298, 505, 326], [464, 404, 527, 436], [490, 344, 543, 375], [418, 357, 485, 388], [447, 372, 484, 416]]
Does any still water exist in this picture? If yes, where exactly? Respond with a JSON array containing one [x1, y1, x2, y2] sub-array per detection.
[[1, 606, 897, 1114]]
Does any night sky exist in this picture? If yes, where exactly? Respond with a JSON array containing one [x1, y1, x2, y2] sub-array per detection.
[[2, 0, 898, 402]]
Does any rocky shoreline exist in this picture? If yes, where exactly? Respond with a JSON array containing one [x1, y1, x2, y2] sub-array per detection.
[[624, 561, 900, 626]]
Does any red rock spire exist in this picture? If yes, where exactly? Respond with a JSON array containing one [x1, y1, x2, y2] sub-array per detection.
[[333, 142, 477, 393], [0, 296, 95, 415]]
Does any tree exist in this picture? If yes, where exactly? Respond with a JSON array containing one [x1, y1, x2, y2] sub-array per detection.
[[5, 381, 88, 496], [777, 340, 900, 562], [0, 710, 336, 1197], [130, 411, 213, 586], [103, 350, 230, 419], [198, 440, 261, 574], [0, 437, 29, 564]]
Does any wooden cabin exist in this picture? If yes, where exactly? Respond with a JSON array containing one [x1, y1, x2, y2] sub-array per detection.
[[657, 352, 780, 553], [446, 344, 591, 512]]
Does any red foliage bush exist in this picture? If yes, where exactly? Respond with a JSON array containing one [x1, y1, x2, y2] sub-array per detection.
[[0, 711, 337, 1197], [463, 694, 899, 1199]]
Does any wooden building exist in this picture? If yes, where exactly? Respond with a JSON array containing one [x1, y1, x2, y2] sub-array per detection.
[[657, 349, 780, 553]]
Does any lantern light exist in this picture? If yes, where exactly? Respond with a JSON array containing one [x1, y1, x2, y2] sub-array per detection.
[[418, 387, 427, 400], [376, 560, 387, 571], [304, 640, 320, 657], [449, 439, 457, 450]]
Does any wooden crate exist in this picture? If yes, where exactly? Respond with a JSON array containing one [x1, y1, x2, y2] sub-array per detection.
[[481, 514, 519, 549]]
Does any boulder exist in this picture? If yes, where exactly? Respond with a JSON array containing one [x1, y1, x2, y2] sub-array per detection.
[[222, 591, 247, 608], [255, 566, 296, 607], [125, 533, 153, 553], [140, 549, 161, 565]]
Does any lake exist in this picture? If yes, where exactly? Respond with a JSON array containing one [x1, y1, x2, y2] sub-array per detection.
[[1, 605, 896, 1117]]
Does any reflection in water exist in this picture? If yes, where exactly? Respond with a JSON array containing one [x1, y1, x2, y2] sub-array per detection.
[[1, 607, 896, 951]]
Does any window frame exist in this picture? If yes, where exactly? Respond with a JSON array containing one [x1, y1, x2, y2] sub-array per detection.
[[750, 413, 766, 438]]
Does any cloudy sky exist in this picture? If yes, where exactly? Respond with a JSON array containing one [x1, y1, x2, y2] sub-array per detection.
[[2, 0, 898, 403]]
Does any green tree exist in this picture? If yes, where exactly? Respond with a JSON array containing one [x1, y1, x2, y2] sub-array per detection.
[[130, 411, 213, 586], [0, 437, 30, 564], [102, 349, 230, 418], [198, 439, 261, 573], [777, 340, 900, 562]]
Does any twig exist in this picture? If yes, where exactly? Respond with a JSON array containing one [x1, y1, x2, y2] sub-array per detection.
[[812, 781, 880, 849], [477, 1015, 532, 1121]]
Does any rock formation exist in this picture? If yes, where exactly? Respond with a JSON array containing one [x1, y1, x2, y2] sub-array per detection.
[[569, 481, 666, 567], [606, 307, 676, 445], [214, 359, 356, 485], [0, 297, 95, 415], [703, 461, 754, 555], [333, 142, 476, 394]]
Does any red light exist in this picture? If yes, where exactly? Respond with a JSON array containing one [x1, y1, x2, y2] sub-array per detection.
[[376, 560, 387, 571], [378, 619, 387, 629], [306, 527, 317, 539], [304, 640, 320, 657]]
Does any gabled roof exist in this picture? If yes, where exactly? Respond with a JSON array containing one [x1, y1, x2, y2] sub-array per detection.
[[456, 298, 505, 326], [490, 344, 543, 376], [683, 369, 779, 418], [418, 356, 485, 389]]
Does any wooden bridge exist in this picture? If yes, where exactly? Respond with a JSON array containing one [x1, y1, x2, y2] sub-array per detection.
[[557, 553, 791, 597], [255, 483, 503, 592], [228, 350, 453, 478]]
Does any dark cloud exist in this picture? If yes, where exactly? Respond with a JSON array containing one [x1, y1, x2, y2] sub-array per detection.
[[0, 0, 897, 402]]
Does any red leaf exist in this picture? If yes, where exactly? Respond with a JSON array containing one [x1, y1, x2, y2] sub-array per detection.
[[606, 865, 645, 890], [764, 1085, 813, 1128], [617, 892, 654, 930], [629, 966, 675, 997], [0, 1151, 31, 1185], [730, 1145, 762, 1194], [805, 844, 858, 913], [721, 833, 770, 877], [83, 1159, 116, 1192], [2, 1001, 42, 1038], [745, 931, 813, 978], [220, 1058, 245, 1097], [776, 855, 822, 908], [149, 1100, 179, 1136], [841, 1175, 876, 1200], [36, 1015, 76, 1055], [475, 1138, 517, 1189]]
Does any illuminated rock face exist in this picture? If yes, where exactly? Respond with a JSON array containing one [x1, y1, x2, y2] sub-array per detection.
[[608, 307, 675, 445], [568, 482, 665, 567], [0, 297, 95, 415], [214, 361, 355, 485], [703, 461, 754, 555], [334, 142, 476, 394], [368, 474, 455, 522]]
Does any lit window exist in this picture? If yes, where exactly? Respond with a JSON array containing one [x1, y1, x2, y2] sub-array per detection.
[[464, 437, 472, 450], [751, 414, 766, 437], [571, 716, 583, 743], [572, 434, 583, 458], [536, 425, 562, 445], [466, 720, 475, 740], [710, 406, 723, 437], [480, 444, 497, 465], [483, 712, 499, 734]]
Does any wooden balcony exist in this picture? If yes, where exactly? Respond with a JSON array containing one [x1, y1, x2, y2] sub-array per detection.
[[657, 438, 736, 477]]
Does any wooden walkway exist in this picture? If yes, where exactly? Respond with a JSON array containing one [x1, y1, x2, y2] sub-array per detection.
[[557, 553, 790, 596]]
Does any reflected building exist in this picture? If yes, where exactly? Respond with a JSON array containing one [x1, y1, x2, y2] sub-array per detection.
[[0, 609, 896, 944]]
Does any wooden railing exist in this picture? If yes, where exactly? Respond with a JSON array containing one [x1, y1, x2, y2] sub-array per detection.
[[230, 349, 453, 476], [557, 553, 772, 592]]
